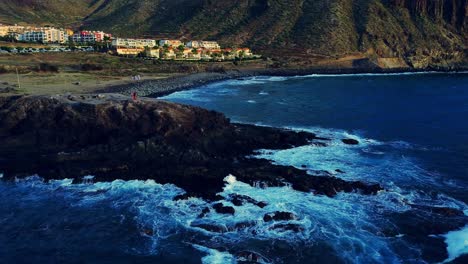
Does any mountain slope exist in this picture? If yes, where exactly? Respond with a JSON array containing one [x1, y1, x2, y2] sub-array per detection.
[[0, 0, 466, 68], [0, 0, 95, 25]]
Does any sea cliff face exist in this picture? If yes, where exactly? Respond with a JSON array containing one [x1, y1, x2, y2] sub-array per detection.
[[0, 94, 382, 199]]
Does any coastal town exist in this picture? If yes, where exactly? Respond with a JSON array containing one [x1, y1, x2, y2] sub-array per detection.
[[0, 23, 258, 61]]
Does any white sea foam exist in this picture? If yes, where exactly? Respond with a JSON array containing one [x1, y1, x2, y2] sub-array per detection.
[[300, 71, 468, 78], [224, 76, 290, 86], [5, 123, 467, 263], [442, 226, 468, 263], [223, 72, 468, 88], [6, 167, 467, 264], [192, 244, 236, 264], [209, 72, 468, 90], [240, 124, 464, 191], [161, 89, 214, 102]]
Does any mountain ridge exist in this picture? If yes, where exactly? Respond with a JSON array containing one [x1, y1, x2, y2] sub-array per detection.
[[0, 0, 467, 68]]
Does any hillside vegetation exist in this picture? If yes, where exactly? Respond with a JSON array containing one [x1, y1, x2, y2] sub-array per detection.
[[0, 0, 467, 68]]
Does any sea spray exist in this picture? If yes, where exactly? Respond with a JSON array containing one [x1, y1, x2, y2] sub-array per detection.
[[442, 226, 468, 263]]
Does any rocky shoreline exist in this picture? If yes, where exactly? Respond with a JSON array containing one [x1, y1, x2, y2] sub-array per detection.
[[1, 93, 467, 263], [99, 67, 468, 98], [0, 94, 384, 200]]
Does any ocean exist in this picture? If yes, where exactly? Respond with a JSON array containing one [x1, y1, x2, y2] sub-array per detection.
[[1, 72, 467, 263]]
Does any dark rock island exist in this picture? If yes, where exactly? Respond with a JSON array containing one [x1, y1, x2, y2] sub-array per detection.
[[0, 94, 382, 199]]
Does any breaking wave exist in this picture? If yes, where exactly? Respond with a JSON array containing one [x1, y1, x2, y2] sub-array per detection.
[[442, 225, 468, 263], [3, 152, 467, 264]]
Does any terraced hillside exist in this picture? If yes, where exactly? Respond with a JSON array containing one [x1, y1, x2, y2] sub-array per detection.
[[0, 0, 467, 68]]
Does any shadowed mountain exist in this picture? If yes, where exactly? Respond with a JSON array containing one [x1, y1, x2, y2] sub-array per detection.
[[0, 0, 466, 68]]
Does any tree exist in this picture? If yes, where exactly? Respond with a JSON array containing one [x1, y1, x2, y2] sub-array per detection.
[[239, 50, 245, 59], [103, 36, 111, 49]]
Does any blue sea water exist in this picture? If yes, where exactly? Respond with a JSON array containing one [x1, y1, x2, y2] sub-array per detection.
[[1, 72, 467, 263]]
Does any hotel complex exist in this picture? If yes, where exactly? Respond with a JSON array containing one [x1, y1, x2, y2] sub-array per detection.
[[0, 23, 257, 61]]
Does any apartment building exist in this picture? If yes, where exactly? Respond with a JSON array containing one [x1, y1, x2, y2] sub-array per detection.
[[72, 31, 96, 43], [0, 25, 8, 37], [159, 39, 183, 47], [112, 38, 157, 48], [186, 41, 221, 50], [112, 38, 157, 56], [71, 31, 112, 43], [19, 28, 67, 43], [0, 24, 28, 37], [145, 48, 161, 58]]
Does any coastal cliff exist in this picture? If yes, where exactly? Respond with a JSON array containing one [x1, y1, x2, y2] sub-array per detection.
[[0, 94, 382, 199]]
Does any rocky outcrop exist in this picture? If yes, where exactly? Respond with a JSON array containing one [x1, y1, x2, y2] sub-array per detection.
[[263, 212, 297, 222], [0, 94, 383, 199], [342, 138, 360, 145]]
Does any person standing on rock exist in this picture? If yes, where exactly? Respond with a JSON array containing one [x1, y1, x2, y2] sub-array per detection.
[[131, 92, 138, 101]]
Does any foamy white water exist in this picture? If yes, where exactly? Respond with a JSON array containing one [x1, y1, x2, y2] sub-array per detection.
[[192, 245, 236, 264], [3, 72, 468, 263], [443, 226, 468, 263]]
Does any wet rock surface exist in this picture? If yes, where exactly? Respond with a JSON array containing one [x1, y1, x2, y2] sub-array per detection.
[[0, 94, 383, 200], [263, 212, 297, 222], [213, 203, 235, 215], [236, 251, 271, 263], [228, 194, 267, 208], [342, 138, 360, 145]]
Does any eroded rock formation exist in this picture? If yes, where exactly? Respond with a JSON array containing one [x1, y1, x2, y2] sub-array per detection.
[[0, 94, 383, 199]]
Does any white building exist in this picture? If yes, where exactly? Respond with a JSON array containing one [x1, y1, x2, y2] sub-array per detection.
[[18, 28, 67, 43], [0, 24, 26, 37], [186, 41, 221, 50], [18, 31, 46, 42], [0, 25, 9, 37], [159, 39, 183, 47], [72, 32, 96, 43], [145, 48, 161, 58], [112, 38, 157, 48]]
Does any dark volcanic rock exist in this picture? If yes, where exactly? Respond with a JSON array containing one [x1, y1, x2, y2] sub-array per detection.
[[236, 251, 271, 263], [388, 207, 468, 263], [213, 203, 235, 215], [198, 207, 211, 218], [342, 138, 360, 145], [0, 94, 383, 199], [173, 193, 193, 201], [228, 194, 267, 208], [408, 204, 465, 217], [263, 212, 297, 222], [231, 221, 257, 231]]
